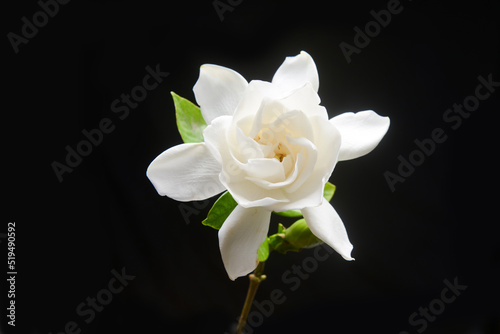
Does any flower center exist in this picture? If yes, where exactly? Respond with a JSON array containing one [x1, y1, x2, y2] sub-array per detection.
[[273, 143, 286, 162], [273, 153, 285, 162], [253, 128, 290, 163]]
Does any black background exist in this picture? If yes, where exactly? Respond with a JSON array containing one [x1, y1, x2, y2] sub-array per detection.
[[4, 0, 500, 333]]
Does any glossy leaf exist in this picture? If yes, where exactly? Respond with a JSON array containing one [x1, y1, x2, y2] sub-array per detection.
[[274, 208, 302, 218], [202, 191, 237, 230], [323, 182, 336, 202], [258, 238, 270, 262], [172, 91, 207, 143]]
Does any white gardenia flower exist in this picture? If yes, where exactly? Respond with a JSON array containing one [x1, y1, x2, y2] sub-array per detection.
[[147, 51, 390, 280]]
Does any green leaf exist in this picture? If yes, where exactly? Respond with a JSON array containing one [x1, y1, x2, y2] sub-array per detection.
[[171, 91, 207, 143], [202, 191, 237, 230], [274, 209, 302, 218], [273, 182, 336, 218], [258, 239, 270, 262], [323, 182, 336, 202]]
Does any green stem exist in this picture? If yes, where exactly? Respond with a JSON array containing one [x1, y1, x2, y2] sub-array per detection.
[[236, 261, 266, 334]]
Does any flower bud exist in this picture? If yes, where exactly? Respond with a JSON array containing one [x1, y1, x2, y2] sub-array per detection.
[[284, 218, 323, 249]]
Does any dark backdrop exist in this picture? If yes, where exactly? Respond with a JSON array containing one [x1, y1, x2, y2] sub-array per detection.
[[4, 0, 500, 333]]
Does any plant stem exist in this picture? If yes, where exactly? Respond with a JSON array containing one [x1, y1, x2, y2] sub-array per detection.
[[235, 261, 266, 334]]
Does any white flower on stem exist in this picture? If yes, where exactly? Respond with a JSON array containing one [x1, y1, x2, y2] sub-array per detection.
[[147, 51, 390, 280]]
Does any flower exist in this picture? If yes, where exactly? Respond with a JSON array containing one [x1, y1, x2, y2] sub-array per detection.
[[147, 51, 390, 280]]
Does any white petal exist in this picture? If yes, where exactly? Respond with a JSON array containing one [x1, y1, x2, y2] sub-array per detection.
[[231, 80, 282, 123], [244, 158, 285, 183], [269, 108, 315, 142], [279, 82, 322, 116], [272, 51, 320, 93], [146, 143, 225, 201], [233, 125, 265, 162], [218, 205, 271, 280], [330, 110, 390, 161], [309, 115, 341, 183], [193, 64, 248, 124], [203, 115, 233, 165], [284, 136, 317, 193], [302, 200, 354, 261], [245, 153, 304, 190], [225, 179, 290, 210]]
